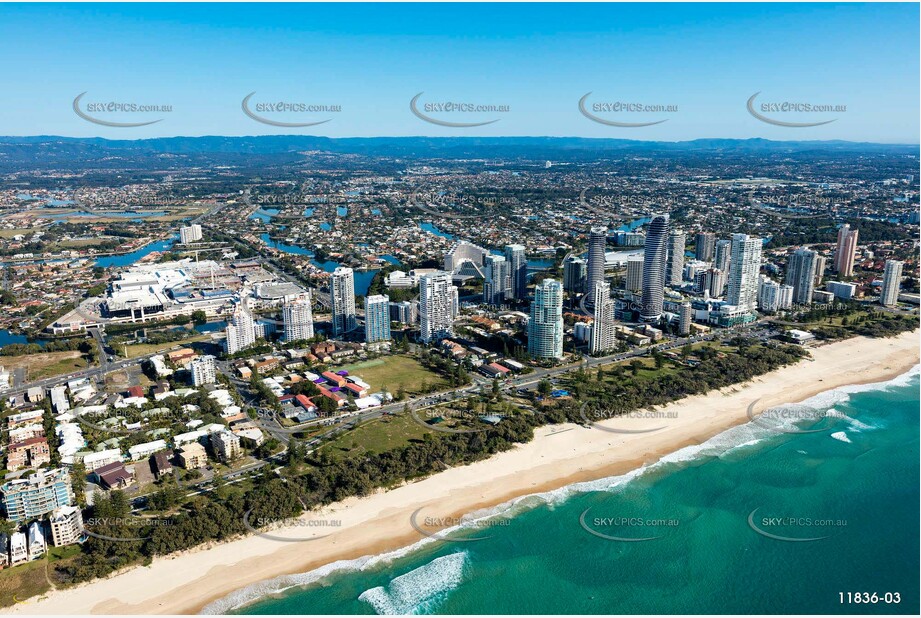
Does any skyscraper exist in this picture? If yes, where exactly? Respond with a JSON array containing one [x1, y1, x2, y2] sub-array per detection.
[[224, 298, 257, 355], [483, 254, 509, 305], [726, 234, 762, 312], [282, 292, 314, 342], [640, 214, 669, 321], [589, 282, 616, 355], [880, 260, 904, 306], [834, 224, 859, 277], [666, 230, 686, 286], [504, 244, 528, 300], [562, 255, 587, 295], [695, 232, 716, 261], [714, 239, 732, 273], [528, 279, 564, 360], [420, 272, 455, 343], [586, 227, 608, 303], [786, 248, 818, 305], [364, 294, 391, 343], [330, 267, 357, 336], [625, 256, 644, 293]]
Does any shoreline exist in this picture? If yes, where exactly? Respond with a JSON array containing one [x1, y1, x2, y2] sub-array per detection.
[[5, 330, 918, 616]]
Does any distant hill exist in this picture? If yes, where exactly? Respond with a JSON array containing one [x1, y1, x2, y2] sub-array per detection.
[[0, 135, 916, 172]]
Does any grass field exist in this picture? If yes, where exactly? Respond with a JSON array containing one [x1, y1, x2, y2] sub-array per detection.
[[0, 228, 33, 239], [339, 355, 449, 395], [123, 334, 209, 359], [0, 351, 90, 381], [318, 412, 434, 461]]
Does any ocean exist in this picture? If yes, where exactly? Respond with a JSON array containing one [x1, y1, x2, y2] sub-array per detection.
[[215, 367, 920, 615]]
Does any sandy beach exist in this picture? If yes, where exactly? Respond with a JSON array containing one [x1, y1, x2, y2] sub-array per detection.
[[6, 330, 919, 616]]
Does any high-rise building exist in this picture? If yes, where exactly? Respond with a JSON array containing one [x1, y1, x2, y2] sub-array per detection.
[[483, 254, 509, 305], [694, 267, 726, 298], [330, 267, 357, 336], [444, 241, 487, 272], [625, 256, 644, 293], [179, 223, 202, 244], [528, 279, 564, 359], [678, 302, 692, 335], [282, 293, 314, 342], [759, 279, 793, 312], [364, 294, 391, 343], [224, 298, 257, 355], [813, 254, 827, 287], [420, 272, 456, 343], [695, 232, 716, 261], [589, 282, 616, 355], [1, 468, 74, 523], [640, 214, 669, 321], [714, 239, 732, 274], [190, 355, 217, 386], [834, 224, 859, 277], [586, 227, 608, 303], [726, 234, 762, 312], [666, 230, 686, 286], [389, 300, 419, 324], [786, 248, 818, 305], [563, 255, 587, 295], [504, 244, 528, 300], [880, 260, 904, 306]]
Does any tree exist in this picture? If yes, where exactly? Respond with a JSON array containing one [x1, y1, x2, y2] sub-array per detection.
[[191, 310, 207, 325], [629, 360, 643, 375], [537, 379, 552, 396]]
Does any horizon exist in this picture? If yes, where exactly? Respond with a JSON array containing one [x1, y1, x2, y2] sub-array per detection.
[[2, 134, 918, 147], [1, 3, 918, 143]]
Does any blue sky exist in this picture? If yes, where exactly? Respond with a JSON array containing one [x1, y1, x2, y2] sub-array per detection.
[[1, 3, 918, 142]]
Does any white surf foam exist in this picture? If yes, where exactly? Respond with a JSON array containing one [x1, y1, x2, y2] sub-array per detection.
[[358, 551, 467, 615], [202, 363, 920, 614]]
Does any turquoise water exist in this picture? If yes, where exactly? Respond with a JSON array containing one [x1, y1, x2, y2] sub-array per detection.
[[222, 369, 920, 615]]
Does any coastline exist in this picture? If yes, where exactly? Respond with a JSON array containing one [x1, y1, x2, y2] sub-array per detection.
[[6, 330, 919, 616]]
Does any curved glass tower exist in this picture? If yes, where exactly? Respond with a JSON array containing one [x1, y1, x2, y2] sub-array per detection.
[[640, 214, 669, 321]]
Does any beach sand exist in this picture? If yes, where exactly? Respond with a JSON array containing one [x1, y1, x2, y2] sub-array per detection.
[[6, 331, 918, 615]]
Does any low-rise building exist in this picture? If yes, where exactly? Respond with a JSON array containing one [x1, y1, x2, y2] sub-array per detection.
[[210, 431, 242, 463], [1, 468, 74, 523], [178, 443, 208, 469], [93, 462, 135, 490], [6, 437, 51, 471], [27, 521, 45, 560], [49, 505, 84, 546]]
